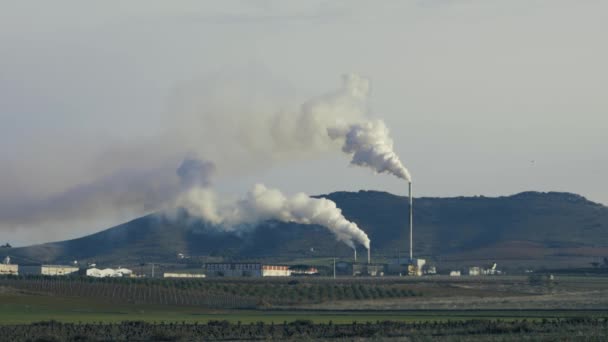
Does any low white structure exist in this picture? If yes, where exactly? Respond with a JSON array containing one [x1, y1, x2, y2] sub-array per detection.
[[481, 263, 502, 275], [19, 264, 79, 276], [449, 270, 461, 277], [468, 267, 481, 276], [290, 267, 319, 276], [204, 263, 262, 277], [262, 265, 291, 277], [86, 268, 133, 278], [407, 258, 426, 276], [163, 273, 206, 278], [0, 264, 18, 275]]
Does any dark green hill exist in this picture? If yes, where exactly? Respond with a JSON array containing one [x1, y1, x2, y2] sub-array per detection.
[[7, 191, 608, 268]]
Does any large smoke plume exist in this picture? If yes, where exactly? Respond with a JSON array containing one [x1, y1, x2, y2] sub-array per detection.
[[175, 183, 370, 249], [2, 71, 404, 245], [265, 73, 411, 182], [328, 120, 412, 182]]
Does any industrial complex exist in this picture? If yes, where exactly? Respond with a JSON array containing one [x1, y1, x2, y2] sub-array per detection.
[[0, 193, 502, 279]]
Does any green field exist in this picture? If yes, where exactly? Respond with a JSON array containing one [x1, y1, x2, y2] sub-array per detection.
[[2, 275, 608, 326], [2, 292, 608, 325]]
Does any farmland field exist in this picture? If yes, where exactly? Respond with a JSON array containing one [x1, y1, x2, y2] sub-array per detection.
[[3, 291, 608, 325], [2, 275, 608, 340]]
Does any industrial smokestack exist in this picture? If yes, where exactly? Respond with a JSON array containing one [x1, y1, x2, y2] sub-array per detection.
[[354, 248, 357, 262], [367, 245, 371, 264], [409, 181, 413, 261]]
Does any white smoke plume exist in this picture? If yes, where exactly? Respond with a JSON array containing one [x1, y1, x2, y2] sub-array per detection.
[[260, 72, 411, 182], [1, 70, 403, 245], [175, 183, 370, 249], [328, 120, 412, 182]]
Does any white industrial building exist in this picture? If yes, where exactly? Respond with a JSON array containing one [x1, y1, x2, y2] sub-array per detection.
[[482, 263, 502, 275], [86, 268, 133, 278], [261, 265, 291, 277], [468, 267, 481, 276], [408, 258, 426, 276], [163, 273, 206, 278], [19, 264, 79, 276], [204, 263, 262, 277], [290, 266, 319, 276], [0, 264, 18, 275], [204, 263, 295, 277]]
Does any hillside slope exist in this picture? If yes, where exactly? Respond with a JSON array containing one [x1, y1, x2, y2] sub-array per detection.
[[6, 191, 608, 267]]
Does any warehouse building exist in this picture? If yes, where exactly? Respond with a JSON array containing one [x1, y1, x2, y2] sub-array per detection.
[[204, 263, 262, 277], [0, 264, 18, 275], [468, 267, 481, 276], [337, 262, 385, 277], [290, 266, 319, 276], [203, 263, 295, 277], [86, 268, 133, 278], [163, 273, 206, 278], [261, 265, 290, 277], [19, 264, 79, 276]]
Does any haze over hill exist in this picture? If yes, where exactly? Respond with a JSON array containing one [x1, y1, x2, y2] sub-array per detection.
[[6, 190, 608, 269]]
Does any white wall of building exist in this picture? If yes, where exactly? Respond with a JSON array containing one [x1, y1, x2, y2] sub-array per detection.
[[86, 268, 133, 278], [163, 273, 206, 278], [0, 264, 18, 275], [262, 265, 291, 277]]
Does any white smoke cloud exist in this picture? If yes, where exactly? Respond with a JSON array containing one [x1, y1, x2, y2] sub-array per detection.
[[175, 183, 370, 249], [1, 71, 405, 245], [328, 120, 412, 182], [265, 73, 411, 182]]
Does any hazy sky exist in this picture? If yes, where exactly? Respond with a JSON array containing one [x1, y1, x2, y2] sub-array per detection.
[[1, 1, 607, 245]]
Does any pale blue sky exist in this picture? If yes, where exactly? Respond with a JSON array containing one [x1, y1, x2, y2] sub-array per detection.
[[1, 1, 606, 245]]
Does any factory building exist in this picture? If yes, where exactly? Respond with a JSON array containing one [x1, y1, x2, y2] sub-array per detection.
[[86, 268, 133, 278], [337, 262, 385, 276], [482, 263, 502, 275], [204, 263, 262, 277], [290, 266, 319, 276], [19, 264, 79, 276], [203, 263, 297, 277], [468, 267, 481, 276], [163, 273, 206, 278], [0, 264, 18, 275], [466, 263, 502, 276], [261, 265, 291, 277], [386, 262, 409, 276], [408, 258, 426, 276]]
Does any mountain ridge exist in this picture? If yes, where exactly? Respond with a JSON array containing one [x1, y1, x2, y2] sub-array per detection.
[[6, 190, 608, 268]]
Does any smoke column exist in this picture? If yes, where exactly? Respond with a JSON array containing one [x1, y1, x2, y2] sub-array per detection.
[[328, 120, 411, 182], [176, 184, 370, 250], [321, 76, 412, 262]]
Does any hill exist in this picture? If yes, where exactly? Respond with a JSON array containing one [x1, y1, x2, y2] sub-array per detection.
[[6, 191, 608, 268]]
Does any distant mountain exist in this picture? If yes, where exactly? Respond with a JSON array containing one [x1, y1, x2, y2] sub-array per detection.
[[7, 191, 608, 268]]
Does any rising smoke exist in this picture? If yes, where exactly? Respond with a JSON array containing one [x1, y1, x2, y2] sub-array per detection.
[[2, 70, 406, 245], [263, 73, 411, 182], [175, 183, 370, 249], [328, 120, 412, 182]]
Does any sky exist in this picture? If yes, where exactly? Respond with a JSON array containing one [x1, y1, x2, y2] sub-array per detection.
[[1, 0, 607, 246]]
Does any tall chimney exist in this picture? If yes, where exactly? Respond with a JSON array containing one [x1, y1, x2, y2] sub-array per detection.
[[409, 181, 413, 261], [354, 248, 357, 262], [367, 245, 371, 264]]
